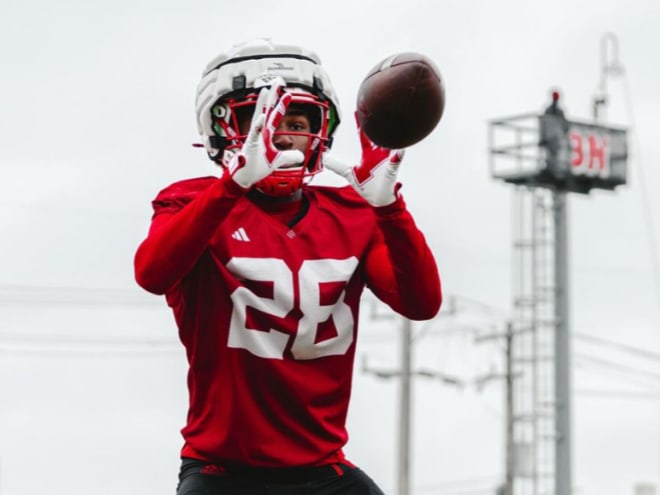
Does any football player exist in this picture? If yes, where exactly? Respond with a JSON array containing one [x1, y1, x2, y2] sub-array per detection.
[[134, 38, 442, 495]]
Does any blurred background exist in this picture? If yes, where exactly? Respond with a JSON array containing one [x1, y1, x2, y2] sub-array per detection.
[[1, 1, 659, 494]]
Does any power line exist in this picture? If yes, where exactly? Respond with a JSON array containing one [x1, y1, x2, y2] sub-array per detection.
[[417, 486, 496, 495], [414, 474, 501, 490], [621, 71, 660, 316], [0, 348, 181, 358], [0, 333, 181, 357], [574, 352, 660, 384], [574, 331, 660, 363], [0, 333, 176, 346], [574, 362, 660, 394], [0, 284, 161, 306], [447, 294, 510, 318], [576, 389, 660, 400]]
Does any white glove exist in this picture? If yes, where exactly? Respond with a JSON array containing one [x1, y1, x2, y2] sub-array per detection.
[[323, 125, 405, 207], [228, 78, 304, 189]]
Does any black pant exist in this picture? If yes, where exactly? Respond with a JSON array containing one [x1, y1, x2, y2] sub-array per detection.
[[177, 458, 386, 495]]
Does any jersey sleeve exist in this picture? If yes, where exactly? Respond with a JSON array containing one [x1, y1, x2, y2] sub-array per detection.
[[363, 195, 442, 320], [134, 174, 247, 295]]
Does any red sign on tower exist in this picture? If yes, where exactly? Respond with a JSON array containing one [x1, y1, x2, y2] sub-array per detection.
[[569, 130, 610, 178]]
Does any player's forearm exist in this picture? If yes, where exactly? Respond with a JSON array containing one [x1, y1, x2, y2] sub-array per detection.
[[374, 197, 442, 320], [134, 176, 246, 295]]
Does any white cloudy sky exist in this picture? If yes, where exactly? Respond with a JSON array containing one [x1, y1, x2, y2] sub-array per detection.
[[1, 1, 660, 494]]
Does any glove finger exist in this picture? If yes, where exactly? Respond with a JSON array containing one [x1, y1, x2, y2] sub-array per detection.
[[245, 113, 265, 145], [273, 149, 305, 169], [382, 151, 403, 178], [260, 92, 292, 164], [322, 152, 352, 175], [266, 92, 292, 132], [251, 88, 270, 127], [389, 149, 405, 164], [264, 78, 286, 113], [383, 159, 401, 180], [358, 126, 375, 152]]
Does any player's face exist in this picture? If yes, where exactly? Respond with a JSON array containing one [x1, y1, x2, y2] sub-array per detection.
[[272, 109, 311, 154], [235, 106, 312, 155]]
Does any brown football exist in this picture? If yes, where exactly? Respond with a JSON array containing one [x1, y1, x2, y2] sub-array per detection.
[[356, 52, 445, 149]]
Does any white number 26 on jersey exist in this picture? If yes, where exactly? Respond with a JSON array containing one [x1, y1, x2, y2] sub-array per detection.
[[226, 257, 358, 360]]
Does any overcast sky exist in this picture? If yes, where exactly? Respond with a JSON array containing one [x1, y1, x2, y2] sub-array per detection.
[[2, 1, 660, 494]]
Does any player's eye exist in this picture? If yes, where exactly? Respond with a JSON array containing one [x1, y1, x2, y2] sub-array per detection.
[[289, 122, 306, 131]]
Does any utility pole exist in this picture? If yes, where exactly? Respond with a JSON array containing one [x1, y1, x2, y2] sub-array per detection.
[[475, 321, 516, 495], [399, 317, 412, 495], [554, 190, 571, 495], [504, 323, 514, 495], [362, 312, 463, 495]]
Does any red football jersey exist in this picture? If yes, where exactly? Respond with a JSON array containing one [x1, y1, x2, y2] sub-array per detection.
[[134, 175, 441, 467]]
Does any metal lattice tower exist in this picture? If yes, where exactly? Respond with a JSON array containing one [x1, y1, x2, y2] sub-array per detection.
[[511, 186, 557, 495], [488, 88, 628, 495]]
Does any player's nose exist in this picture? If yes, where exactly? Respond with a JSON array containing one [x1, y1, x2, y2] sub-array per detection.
[[272, 132, 293, 150]]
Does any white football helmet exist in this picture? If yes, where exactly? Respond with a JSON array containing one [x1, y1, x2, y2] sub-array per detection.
[[195, 39, 341, 196]]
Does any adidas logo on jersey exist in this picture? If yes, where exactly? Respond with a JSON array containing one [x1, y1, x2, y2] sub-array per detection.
[[231, 227, 250, 242]]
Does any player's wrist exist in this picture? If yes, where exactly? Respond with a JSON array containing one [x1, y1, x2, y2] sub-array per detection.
[[372, 187, 405, 216], [221, 170, 251, 197]]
